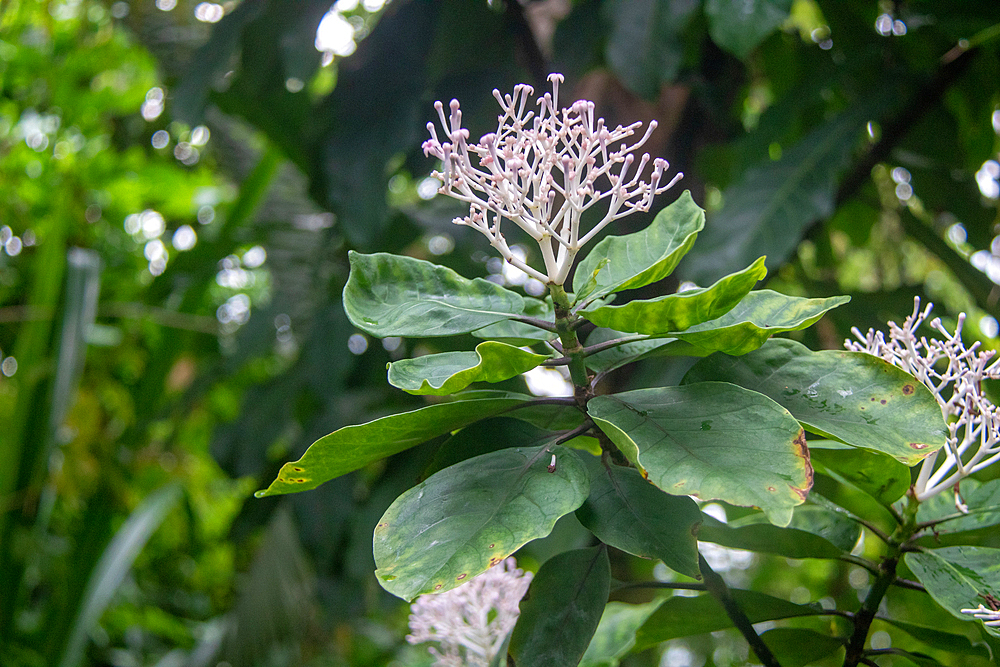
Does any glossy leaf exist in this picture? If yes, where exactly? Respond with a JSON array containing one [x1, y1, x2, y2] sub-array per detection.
[[256, 394, 533, 497], [879, 618, 992, 659], [684, 338, 946, 465], [576, 461, 701, 578], [580, 256, 766, 334], [423, 417, 553, 478], [387, 341, 549, 396], [583, 328, 682, 374], [343, 251, 525, 337], [373, 446, 589, 601], [473, 296, 555, 345], [754, 628, 843, 667], [808, 441, 911, 507], [509, 545, 610, 667], [634, 589, 825, 649], [704, 0, 793, 59], [905, 547, 1000, 637], [667, 290, 850, 356], [588, 383, 811, 526], [573, 191, 704, 302], [698, 504, 860, 559], [916, 478, 1000, 536], [679, 111, 867, 285], [580, 601, 663, 667]]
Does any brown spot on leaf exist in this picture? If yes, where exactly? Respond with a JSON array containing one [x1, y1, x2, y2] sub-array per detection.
[[767, 486, 777, 492], [434, 584, 443, 591], [291, 467, 304, 472], [376, 523, 388, 529], [456, 573, 467, 581], [910, 443, 929, 450], [880, 399, 887, 405], [791, 429, 814, 501], [903, 384, 915, 395], [488, 544, 495, 549], [673, 481, 686, 489]]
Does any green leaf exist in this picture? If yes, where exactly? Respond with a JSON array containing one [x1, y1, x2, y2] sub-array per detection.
[[474, 296, 555, 345], [754, 628, 844, 667], [509, 545, 610, 667], [917, 478, 1000, 536], [634, 589, 825, 649], [809, 441, 912, 507], [343, 251, 525, 337], [373, 446, 589, 600], [423, 417, 553, 477], [905, 547, 1000, 637], [667, 290, 850, 356], [580, 257, 766, 334], [587, 383, 811, 526], [387, 341, 549, 396], [698, 505, 859, 559], [576, 461, 701, 578], [878, 618, 992, 659], [684, 338, 946, 465], [256, 394, 533, 497], [580, 601, 663, 667], [679, 111, 867, 286], [704, 0, 792, 59], [603, 0, 700, 99], [573, 191, 704, 301]]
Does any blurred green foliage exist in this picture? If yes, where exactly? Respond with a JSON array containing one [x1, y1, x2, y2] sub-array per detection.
[[0, 0, 998, 665]]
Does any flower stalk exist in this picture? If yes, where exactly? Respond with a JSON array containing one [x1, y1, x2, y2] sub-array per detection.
[[423, 73, 682, 287], [846, 297, 1000, 501]]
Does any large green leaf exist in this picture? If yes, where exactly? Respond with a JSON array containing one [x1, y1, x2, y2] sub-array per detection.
[[582, 329, 682, 374], [602, 0, 700, 99], [634, 589, 825, 649], [580, 601, 663, 667], [387, 341, 549, 396], [573, 191, 704, 302], [423, 417, 553, 477], [704, 0, 792, 59], [905, 547, 1000, 637], [667, 290, 850, 356], [753, 628, 844, 667], [878, 618, 992, 659], [473, 296, 555, 345], [373, 446, 589, 601], [580, 257, 766, 334], [684, 338, 947, 465], [679, 111, 867, 285], [343, 251, 525, 337], [576, 461, 701, 578], [808, 441, 912, 507], [509, 545, 610, 667], [588, 384, 811, 526], [916, 478, 1000, 536], [255, 394, 534, 497], [698, 504, 860, 559]]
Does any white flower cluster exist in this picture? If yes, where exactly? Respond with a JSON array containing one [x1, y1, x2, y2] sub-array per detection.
[[407, 558, 532, 667], [423, 73, 682, 286], [960, 603, 1000, 627], [846, 298, 1000, 501]]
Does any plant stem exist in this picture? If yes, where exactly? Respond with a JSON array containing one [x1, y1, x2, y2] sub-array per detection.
[[699, 555, 782, 667], [842, 490, 922, 667], [548, 284, 590, 395]]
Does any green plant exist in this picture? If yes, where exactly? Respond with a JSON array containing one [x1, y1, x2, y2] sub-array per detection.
[[257, 79, 999, 667]]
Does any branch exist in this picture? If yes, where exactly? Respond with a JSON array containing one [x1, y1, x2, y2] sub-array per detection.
[[580, 334, 651, 357], [843, 554, 900, 667], [699, 555, 782, 667], [510, 315, 560, 333]]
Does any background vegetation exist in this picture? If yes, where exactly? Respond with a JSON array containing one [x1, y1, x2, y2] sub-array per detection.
[[1, 0, 999, 665]]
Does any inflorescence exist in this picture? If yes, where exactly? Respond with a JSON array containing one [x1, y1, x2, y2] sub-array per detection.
[[407, 558, 532, 667], [846, 297, 1000, 502], [423, 73, 682, 286]]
